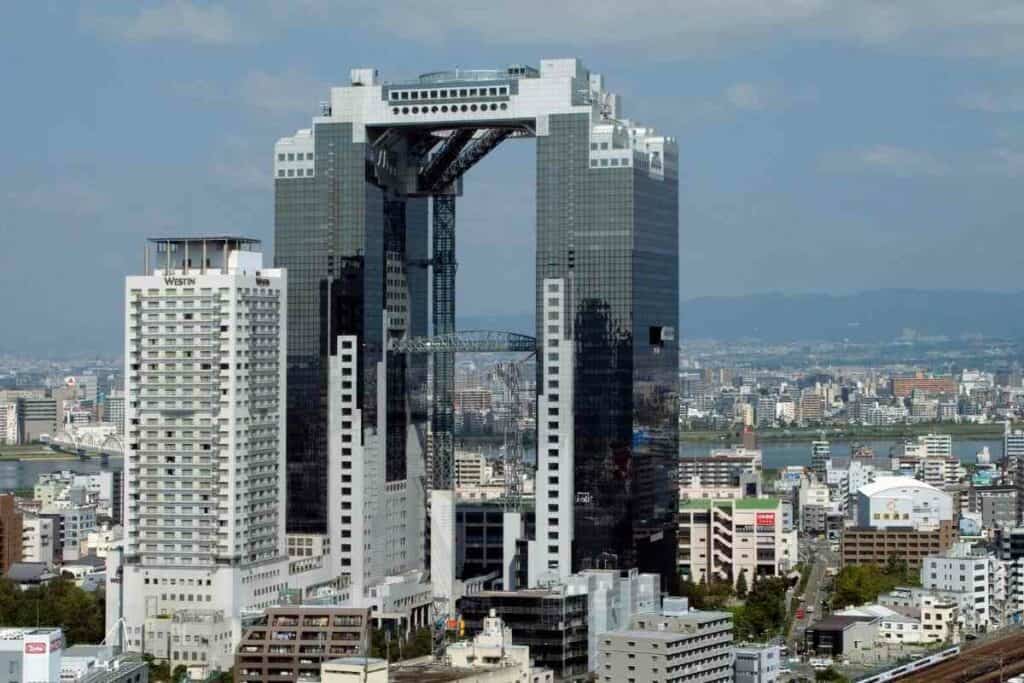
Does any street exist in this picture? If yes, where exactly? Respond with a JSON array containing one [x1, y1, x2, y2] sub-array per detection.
[[788, 535, 838, 651]]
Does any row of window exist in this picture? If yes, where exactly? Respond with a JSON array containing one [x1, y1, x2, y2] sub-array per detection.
[[392, 102, 508, 116], [278, 168, 314, 178], [591, 157, 631, 168], [389, 85, 509, 101], [277, 152, 314, 162]]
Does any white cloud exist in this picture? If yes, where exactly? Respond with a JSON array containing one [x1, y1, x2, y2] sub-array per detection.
[[86, 1, 1024, 58], [825, 145, 948, 177], [958, 91, 1024, 113], [6, 180, 109, 217], [983, 147, 1024, 177], [238, 70, 327, 115], [173, 69, 327, 119], [725, 83, 765, 111], [287, 0, 1024, 59], [87, 1, 241, 46]]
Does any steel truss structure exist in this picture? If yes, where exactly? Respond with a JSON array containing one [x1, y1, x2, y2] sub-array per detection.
[[431, 194, 457, 491], [388, 329, 536, 354]]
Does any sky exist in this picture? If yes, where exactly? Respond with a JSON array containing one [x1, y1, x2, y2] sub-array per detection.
[[3, 1, 1024, 356]]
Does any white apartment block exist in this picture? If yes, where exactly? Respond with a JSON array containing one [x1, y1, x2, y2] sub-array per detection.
[[454, 451, 491, 487], [678, 498, 786, 586], [565, 569, 660, 672], [530, 278, 575, 587], [598, 609, 734, 683], [116, 237, 290, 675], [0, 402, 18, 445], [879, 587, 962, 640], [892, 434, 963, 487], [327, 333, 427, 610], [45, 504, 97, 556], [734, 643, 781, 683], [810, 440, 830, 482], [105, 390, 126, 437], [921, 544, 992, 629], [21, 514, 55, 565]]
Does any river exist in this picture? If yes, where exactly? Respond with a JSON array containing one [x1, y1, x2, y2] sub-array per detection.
[[3, 438, 995, 490], [0, 456, 123, 491], [474, 438, 1002, 470], [681, 438, 1002, 470]]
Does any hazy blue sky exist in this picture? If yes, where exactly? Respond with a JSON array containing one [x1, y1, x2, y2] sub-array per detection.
[[3, 1, 1024, 355]]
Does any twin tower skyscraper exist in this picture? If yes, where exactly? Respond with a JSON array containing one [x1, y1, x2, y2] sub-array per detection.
[[274, 58, 681, 592]]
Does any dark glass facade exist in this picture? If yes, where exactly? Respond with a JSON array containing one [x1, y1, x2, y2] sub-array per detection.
[[537, 114, 679, 585], [275, 122, 428, 534], [458, 590, 589, 682], [454, 502, 505, 582]]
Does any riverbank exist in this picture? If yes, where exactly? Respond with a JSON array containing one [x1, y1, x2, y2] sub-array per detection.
[[680, 422, 1007, 444], [0, 450, 78, 461]]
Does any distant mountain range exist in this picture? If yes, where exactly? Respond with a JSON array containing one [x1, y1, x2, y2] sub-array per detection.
[[5, 290, 1020, 359], [681, 289, 1024, 342], [463, 289, 1024, 343]]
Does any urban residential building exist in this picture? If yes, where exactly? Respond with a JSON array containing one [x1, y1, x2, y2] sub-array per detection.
[[734, 643, 781, 683], [597, 607, 733, 683], [810, 441, 830, 481], [678, 498, 787, 586], [841, 521, 957, 571], [890, 373, 958, 398], [234, 606, 371, 682], [678, 448, 762, 488], [0, 495, 23, 574], [116, 237, 291, 674], [921, 544, 992, 629]]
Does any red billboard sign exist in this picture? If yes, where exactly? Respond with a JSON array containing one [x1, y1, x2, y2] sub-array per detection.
[[24, 642, 46, 654], [755, 512, 775, 527]]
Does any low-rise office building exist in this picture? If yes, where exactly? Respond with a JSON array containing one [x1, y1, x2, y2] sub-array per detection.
[[597, 609, 733, 683], [678, 448, 761, 488], [879, 587, 966, 639], [678, 498, 786, 586], [234, 606, 371, 682], [446, 610, 554, 682], [856, 477, 953, 531], [841, 520, 957, 571], [458, 589, 588, 682], [921, 544, 993, 629], [803, 615, 879, 658], [734, 643, 781, 683], [564, 569, 659, 673]]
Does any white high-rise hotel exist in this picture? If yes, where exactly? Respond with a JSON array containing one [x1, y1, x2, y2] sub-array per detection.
[[116, 237, 290, 671]]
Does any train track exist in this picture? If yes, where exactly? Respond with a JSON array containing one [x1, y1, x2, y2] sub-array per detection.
[[899, 631, 1024, 682]]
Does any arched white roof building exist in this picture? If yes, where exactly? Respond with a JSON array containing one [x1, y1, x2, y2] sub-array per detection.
[[856, 476, 953, 531]]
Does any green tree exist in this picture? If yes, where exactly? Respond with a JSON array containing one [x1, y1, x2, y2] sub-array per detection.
[[735, 571, 749, 599], [146, 657, 171, 683], [831, 559, 917, 609], [678, 578, 735, 610], [0, 578, 104, 646], [815, 666, 849, 682], [369, 626, 434, 662], [171, 665, 188, 682], [739, 576, 789, 640]]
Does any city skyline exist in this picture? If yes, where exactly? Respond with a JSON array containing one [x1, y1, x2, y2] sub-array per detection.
[[6, 2, 1024, 356], [7, 5, 1024, 681]]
